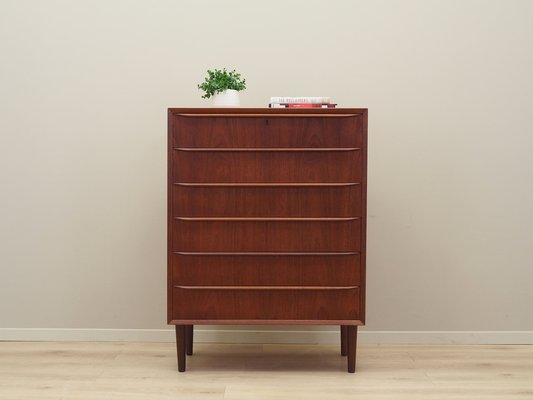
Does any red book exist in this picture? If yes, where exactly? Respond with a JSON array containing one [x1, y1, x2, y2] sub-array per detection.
[[269, 103, 337, 108]]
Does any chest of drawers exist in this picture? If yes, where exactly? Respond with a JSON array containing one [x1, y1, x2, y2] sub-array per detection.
[[168, 108, 367, 372]]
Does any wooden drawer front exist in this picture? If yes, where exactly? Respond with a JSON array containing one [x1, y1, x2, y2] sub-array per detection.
[[170, 253, 361, 287], [171, 184, 362, 217], [171, 219, 361, 252], [172, 287, 359, 320], [171, 115, 362, 148], [170, 150, 361, 183]]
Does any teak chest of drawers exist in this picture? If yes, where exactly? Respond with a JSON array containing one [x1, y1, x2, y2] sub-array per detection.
[[167, 108, 368, 372]]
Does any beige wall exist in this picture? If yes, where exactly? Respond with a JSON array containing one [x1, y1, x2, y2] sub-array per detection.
[[1, 0, 532, 341]]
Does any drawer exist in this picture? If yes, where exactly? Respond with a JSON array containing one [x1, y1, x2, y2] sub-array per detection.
[[170, 253, 361, 287], [170, 149, 361, 183], [170, 184, 362, 217], [170, 115, 363, 148], [170, 219, 361, 252], [171, 286, 360, 320]]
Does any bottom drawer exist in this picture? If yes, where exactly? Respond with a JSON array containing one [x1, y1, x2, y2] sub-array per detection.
[[171, 287, 359, 321]]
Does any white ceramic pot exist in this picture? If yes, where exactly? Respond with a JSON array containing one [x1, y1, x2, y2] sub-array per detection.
[[212, 89, 240, 107]]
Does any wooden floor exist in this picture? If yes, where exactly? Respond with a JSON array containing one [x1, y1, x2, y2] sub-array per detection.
[[0, 342, 532, 399]]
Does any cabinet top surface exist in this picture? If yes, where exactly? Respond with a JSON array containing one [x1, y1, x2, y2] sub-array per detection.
[[169, 108, 367, 115]]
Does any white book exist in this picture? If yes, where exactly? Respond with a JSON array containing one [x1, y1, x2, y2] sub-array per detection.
[[270, 96, 331, 104]]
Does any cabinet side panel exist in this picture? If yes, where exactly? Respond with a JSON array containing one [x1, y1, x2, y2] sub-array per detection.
[[167, 110, 174, 324], [360, 110, 368, 325]]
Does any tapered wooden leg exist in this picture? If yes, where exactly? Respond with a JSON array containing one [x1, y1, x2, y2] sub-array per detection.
[[185, 325, 193, 356], [347, 325, 358, 373], [340, 325, 348, 356], [175, 325, 186, 372]]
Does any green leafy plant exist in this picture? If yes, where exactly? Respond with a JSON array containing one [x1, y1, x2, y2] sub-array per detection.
[[197, 68, 247, 99]]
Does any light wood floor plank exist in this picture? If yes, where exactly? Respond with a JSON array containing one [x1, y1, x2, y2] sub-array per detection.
[[0, 342, 532, 399]]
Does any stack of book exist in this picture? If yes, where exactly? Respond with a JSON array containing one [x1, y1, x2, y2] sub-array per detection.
[[268, 97, 337, 108]]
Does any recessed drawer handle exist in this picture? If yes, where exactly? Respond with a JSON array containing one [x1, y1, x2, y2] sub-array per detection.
[[173, 252, 359, 256], [173, 147, 360, 152], [176, 113, 359, 118], [175, 286, 358, 290], [174, 217, 359, 221], [173, 182, 360, 187]]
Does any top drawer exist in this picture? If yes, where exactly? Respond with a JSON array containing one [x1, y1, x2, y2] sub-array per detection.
[[170, 114, 363, 148]]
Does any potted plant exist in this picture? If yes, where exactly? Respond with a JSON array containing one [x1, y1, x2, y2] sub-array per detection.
[[197, 68, 246, 107]]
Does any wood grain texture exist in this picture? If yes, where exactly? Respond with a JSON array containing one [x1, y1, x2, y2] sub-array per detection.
[[170, 253, 361, 287], [347, 325, 358, 373], [172, 287, 360, 320], [167, 108, 368, 372], [341, 325, 348, 356], [170, 150, 361, 183], [168, 319, 364, 325], [359, 109, 368, 326], [170, 219, 361, 252], [175, 325, 185, 372], [177, 113, 359, 117], [185, 325, 193, 356], [171, 184, 362, 217], [170, 111, 363, 148], [173, 147, 360, 151]]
